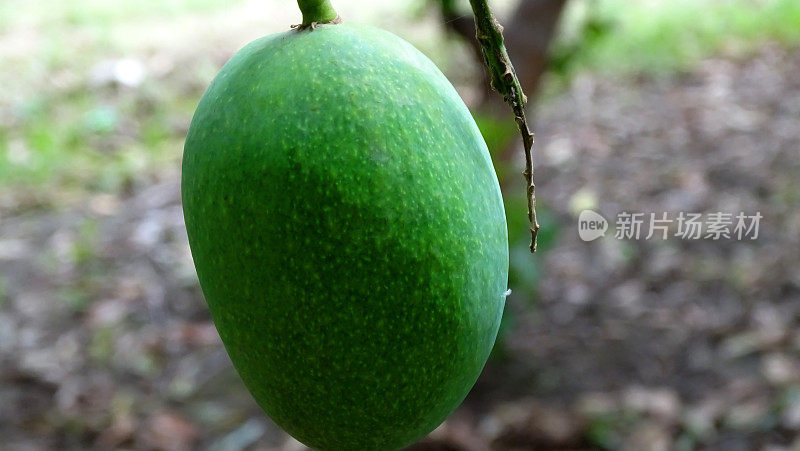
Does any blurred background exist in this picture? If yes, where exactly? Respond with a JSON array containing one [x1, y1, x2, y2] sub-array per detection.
[[1, 0, 799, 449]]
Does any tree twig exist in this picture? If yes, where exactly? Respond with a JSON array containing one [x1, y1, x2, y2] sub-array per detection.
[[468, 0, 539, 253]]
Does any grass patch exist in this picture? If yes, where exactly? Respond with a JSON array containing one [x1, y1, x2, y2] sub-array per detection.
[[552, 0, 800, 77], [0, 0, 240, 33], [3, 0, 800, 198]]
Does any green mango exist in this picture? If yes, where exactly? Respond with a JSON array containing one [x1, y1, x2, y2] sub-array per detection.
[[182, 22, 509, 450]]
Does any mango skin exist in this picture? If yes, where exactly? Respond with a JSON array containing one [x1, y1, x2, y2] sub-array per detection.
[[182, 23, 509, 450]]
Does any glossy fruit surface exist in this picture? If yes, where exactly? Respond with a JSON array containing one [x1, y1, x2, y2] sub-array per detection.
[[182, 22, 508, 450]]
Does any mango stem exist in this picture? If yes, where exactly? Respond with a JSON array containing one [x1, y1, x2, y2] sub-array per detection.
[[297, 0, 339, 26]]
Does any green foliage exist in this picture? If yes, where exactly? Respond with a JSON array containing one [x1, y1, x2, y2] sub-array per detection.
[[0, 0, 237, 33], [0, 277, 8, 308], [551, 0, 800, 78], [0, 0, 215, 199], [60, 286, 93, 314], [0, 82, 189, 198], [4, 0, 800, 199], [472, 112, 517, 177], [585, 411, 639, 450], [89, 325, 116, 364]]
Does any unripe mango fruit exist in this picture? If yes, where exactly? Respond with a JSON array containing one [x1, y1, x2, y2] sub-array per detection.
[[182, 22, 509, 450]]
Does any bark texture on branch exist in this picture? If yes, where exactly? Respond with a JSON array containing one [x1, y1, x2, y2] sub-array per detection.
[[438, 0, 568, 103], [468, 0, 540, 252]]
